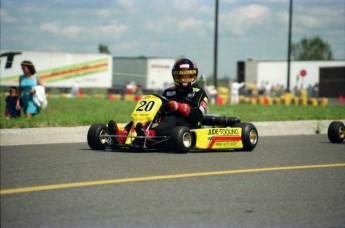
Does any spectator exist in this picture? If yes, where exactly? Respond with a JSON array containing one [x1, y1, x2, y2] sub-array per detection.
[[126, 81, 136, 94], [70, 80, 80, 98], [16, 60, 44, 118], [5, 86, 21, 119], [135, 81, 143, 101], [292, 85, 300, 97], [250, 81, 259, 98], [205, 82, 218, 105], [259, 81, 266, 95], [307, 84, 313, 97], [312, 83, 319, 98], [264, 81, 272, 96], [270, 85, 277, 97], [229, 79, 245, 104], [276, 85, 285, 97]]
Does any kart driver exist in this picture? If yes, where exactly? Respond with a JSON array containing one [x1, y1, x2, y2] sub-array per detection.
[[108, 58, 208, 145]]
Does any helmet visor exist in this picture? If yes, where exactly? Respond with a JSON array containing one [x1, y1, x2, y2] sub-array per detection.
[[172, 69, 197, 83]]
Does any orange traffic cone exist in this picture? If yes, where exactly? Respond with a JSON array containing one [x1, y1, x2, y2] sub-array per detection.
[[339, 94, 344, 105], [263, 96, 268, 106]]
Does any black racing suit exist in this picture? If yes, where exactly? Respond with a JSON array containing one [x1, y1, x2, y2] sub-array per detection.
[[153, 83, 208, 136]]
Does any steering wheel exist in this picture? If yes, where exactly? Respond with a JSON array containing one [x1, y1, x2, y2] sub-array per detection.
[[153, 94, 169, 104]]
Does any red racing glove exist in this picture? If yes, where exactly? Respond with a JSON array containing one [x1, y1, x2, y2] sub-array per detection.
[[166, 100, 191, 117]]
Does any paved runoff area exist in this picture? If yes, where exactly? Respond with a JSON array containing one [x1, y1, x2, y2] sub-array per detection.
[[1, 120, 344, 146]]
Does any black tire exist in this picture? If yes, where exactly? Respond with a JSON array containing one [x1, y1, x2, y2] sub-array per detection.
[[328, 121, 345, 143], [201, 115, 240, 127], [233, 122, 258, 151], [87, 124, 108, 150], [170, 126, 193, 153]]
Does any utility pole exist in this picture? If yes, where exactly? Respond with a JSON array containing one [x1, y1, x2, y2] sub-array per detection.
[[286, 0, 293, 92], [213, 0, 219, 89]]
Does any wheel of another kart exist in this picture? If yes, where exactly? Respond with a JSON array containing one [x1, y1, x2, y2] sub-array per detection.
[[233, 122, 258, 151], [170, 126, 193, 154], [328, 121, 345, 143], [87, 124, 107, 150]]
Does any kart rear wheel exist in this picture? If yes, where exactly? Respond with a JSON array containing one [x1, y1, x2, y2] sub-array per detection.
[[87, 124, 108, 150], [233, 122, 258, 151], [170, 126, 192, 153], [328, 121, 345, 143]]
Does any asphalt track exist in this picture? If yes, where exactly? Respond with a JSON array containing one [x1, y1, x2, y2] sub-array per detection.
[[1, 128, 345, 227]]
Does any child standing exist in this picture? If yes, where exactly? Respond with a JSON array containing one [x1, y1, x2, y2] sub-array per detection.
[[5, 87, 21, 119]]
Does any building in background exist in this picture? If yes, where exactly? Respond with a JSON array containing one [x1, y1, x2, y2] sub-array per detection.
[[112, 57, 175, 91], [237, 60, 345, 97]]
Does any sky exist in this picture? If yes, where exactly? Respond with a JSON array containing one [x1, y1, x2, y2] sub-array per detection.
[[1, 0, 344, 80]]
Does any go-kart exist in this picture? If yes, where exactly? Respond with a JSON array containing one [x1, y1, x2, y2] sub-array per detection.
[[87, 94, 258, 153], [327, 121, 345, 143]]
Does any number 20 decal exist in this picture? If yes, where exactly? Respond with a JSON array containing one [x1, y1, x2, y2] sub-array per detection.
[[136, 100, 155, 112]]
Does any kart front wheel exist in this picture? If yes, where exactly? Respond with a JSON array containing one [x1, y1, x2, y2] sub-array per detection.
[[328, 121, 345, 143], [87, 124, 108, 150], [170, 126, 193, 154], [233, 122, 258, 151]]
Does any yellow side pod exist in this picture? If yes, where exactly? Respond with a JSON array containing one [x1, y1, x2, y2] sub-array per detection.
[[192, 128, 243, 150]]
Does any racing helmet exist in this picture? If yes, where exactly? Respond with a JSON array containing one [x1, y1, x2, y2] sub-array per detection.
[[172, 58, 198, 89]]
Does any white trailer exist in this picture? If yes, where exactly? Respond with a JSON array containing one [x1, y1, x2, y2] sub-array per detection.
[[244, 60, 344, 87], [243, 60, 345, 97], [0, 50, 113, 88]]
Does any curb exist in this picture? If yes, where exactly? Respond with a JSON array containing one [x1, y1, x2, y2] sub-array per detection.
[[1, 120, 343, 146], [1, 126, 89, 146]]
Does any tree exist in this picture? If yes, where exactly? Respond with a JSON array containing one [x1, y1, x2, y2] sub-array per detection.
[[98, 44, 111, 54], [291, 36, 333, 60]]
